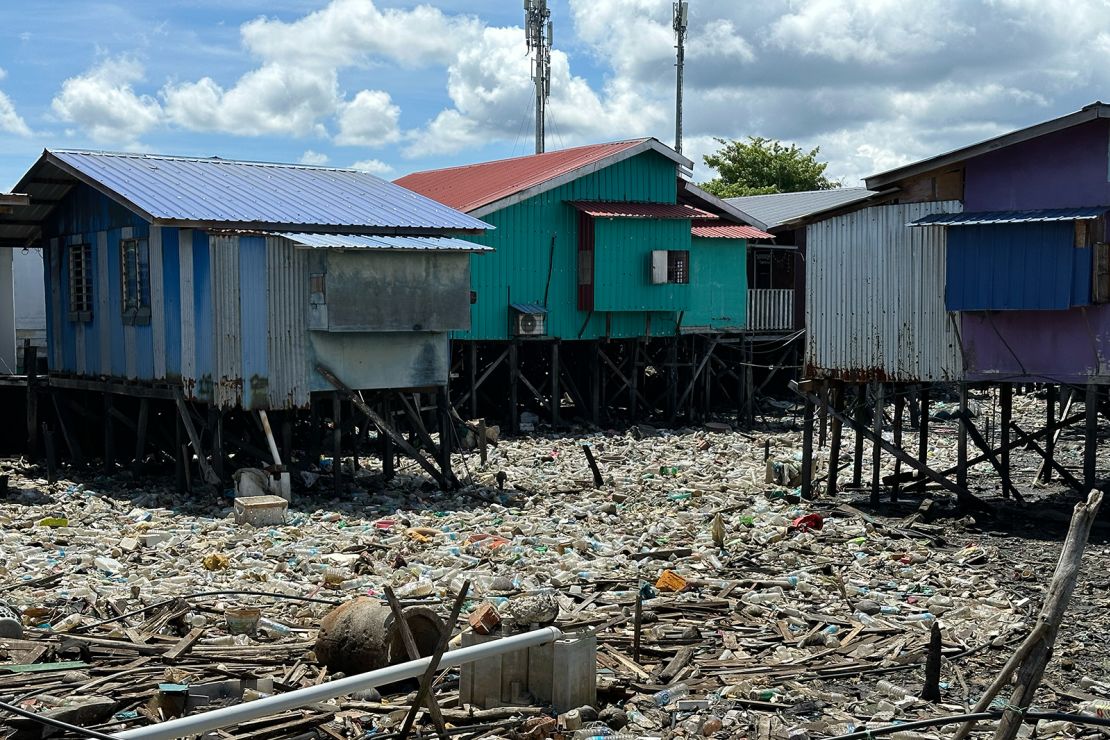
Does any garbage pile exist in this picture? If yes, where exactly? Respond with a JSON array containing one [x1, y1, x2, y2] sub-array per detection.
[[0, 402, 1107, 739]]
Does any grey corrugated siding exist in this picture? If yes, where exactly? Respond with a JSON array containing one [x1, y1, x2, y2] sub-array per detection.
[[211, 234, 242, 408], [805, 201, 964, 382], [267, 236, 311, 409]]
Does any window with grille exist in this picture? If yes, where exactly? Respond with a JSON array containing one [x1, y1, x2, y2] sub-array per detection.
[[67, 243, 93, 322], [667, 250, 689, 284], [120, 238, 151, 325]]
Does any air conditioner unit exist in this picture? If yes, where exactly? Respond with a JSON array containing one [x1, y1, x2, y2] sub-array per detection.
[[510, 303, 547, 337]]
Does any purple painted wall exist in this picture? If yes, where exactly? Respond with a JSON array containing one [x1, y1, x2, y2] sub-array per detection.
[[959, 118, 1110, 382], [964, 119, 1110, 211], [962, 309, 1108, 383]]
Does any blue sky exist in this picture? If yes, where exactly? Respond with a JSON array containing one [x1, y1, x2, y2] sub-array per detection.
[[2, 0, 1110, 193]]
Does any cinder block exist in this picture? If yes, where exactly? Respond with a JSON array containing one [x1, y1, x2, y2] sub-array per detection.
[[551, 634, 597, 712], [460, 631, 502, 708]]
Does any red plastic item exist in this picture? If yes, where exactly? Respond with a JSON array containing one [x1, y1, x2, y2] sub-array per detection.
[[790, 513, 824, 533]]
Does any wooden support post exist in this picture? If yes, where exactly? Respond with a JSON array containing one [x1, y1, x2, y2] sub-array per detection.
[[582, 444, 604, 488], [892, 387, 904, 503], [1085, 383, 1099, 489], [818, 385, 829, 448], [477, 418, 488, 466], [25, 342, 38, 459], [50, 393, 83, 466], [957, 383, 969, 492], [852, 384, 865, 488], [103, 393, 115, 471], [173, 392, 219, 485], [1000, 383, 1012, 498], [742, 338, 755, 425], [211, 408, 224, 480], [908, 383, 920, 431], [921, 621, 942, 702], [468, 342, 478, 421], [1011, 422, 1083, 491], [174, 412, 186, 493], [918, 384, 930, 482], [436, 388, 453, 482], [383, 586, 449, 738], [870, 382, 883, 505], [666, 339, 678, 420], [281, 415, 293, 471], [382, 397, 395, 480], [964, 416, 1023, 502], [801, 393, 815, 500], [134, 398, 149, 464], [633, 590, 643, 663], [41, 423, 57, 484], [509, 340, 520, 434], [550, 341, 561, 426], [332, 392, 343, 496], [308, 399, 321, 465], [1043, 383, 1057, 483], [827, 384, 843, 498], [629, 339, 639, 421]]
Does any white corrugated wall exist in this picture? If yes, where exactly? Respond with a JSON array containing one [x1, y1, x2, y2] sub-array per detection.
[[266, 236, 311, 408], [805, 201, 964, 382]]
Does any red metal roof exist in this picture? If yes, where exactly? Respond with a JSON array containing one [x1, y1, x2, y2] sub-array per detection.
[[568, 201, 715, 219], [692, 221, 773, 239], [395, 139, 651, 213]]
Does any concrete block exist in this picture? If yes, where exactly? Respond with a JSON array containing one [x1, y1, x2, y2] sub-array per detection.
[[233, 495, 288, 527], [460, 631, 503, 708], [551, 634, 597, 712]]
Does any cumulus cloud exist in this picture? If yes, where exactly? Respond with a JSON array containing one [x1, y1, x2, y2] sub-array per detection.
[[349, 158, 394, 176], [335, 90, 401, 147], [298, 150, 329, 165], [51, 57, 161, 146], [0, 69, 31, 137]]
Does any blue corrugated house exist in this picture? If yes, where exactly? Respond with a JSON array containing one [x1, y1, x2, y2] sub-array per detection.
[[0, 149, 491, 487]]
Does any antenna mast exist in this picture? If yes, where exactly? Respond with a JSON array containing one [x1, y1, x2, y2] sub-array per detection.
[[673, 1, 689, 155], [525, 0, 552, 154]]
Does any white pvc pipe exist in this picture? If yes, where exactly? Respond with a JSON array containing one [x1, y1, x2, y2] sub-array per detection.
[[113, 626, 563, 740]]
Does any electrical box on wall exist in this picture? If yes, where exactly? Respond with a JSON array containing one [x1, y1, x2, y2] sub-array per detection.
[[651, 250, 669, 284]]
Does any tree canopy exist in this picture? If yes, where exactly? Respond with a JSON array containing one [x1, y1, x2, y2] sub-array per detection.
[[699, 136, 838, 198]]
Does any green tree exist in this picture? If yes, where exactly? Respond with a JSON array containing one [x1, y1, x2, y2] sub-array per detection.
[[699, 136, 838, 198]]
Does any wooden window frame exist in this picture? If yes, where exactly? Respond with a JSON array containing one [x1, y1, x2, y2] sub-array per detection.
[[67, 243, 93, 322], [120, 237, 151, 325], [667, 249, 689, 284]]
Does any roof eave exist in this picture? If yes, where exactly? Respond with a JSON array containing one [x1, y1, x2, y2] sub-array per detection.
[[679, 180, 771, 230], [776, 188, 900, 229], [864, 104, 1110, 190], [469, 138, 691, 217]]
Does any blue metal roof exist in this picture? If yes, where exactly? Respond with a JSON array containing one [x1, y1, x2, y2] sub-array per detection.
[[29, 149, 491, 233], [910, 207, 1107, 227], [281, 232, 492, 252], [509, 302, 547, 314]]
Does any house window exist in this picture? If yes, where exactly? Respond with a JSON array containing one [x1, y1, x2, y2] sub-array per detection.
[[120, 238, 151, 325], [309, 273, 326, 305], [667, 250, 689, 284], [67, 243, 93, 322], [651, 249, 690, 284]]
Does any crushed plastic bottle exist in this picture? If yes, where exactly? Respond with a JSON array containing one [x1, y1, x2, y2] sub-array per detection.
[[653, 682, 690, 706]]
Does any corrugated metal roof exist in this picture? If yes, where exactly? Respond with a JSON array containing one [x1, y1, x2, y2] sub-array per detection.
[[0, 193, 29, 207], [567, 201, 714, 219], [18, 149, 491, 232], [396, 139, 690, 215], [692, 222, 773, 239], [725, 188, 878, 229], [910, 207, 1108, 226], [280, 232, 492, 252]]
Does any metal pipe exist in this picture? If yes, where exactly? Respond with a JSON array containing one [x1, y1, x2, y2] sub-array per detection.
[[113, 626, 563, 740], [258, 409, 282, 466]]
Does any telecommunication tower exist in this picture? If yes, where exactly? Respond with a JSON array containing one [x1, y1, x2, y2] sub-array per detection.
[[673, 1, 689, 155], [525, 0, 552, 154]]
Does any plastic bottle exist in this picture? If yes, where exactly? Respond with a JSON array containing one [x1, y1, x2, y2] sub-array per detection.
[[571, 723, 615, 739], [876, 680, 909, 698], [653, 682, 690, 705], [1079, 700, 1110, 718]]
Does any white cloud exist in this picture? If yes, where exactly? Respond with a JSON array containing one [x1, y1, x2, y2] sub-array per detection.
[[51, 57, 161, 146], [335, 90, 401, 147], [298, 149, 329, 165], [349, 158, 394, 176], [0, 68, 31, 137]]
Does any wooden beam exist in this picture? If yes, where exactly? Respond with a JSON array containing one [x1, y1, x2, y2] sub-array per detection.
[[871, 382, 883, 505], [1011, 422, 1083, 491], [962, 410, 1023, 503], [172, 391, 219, 485]]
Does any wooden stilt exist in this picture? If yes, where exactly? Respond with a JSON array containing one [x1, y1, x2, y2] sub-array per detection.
[[908, 383, 920, 431], [173, 392, 219, 485], [957, 383, 969, 492], [174, 411, 186, 493], [509, 340, 519, 434], [550, 341, 561, 426], [818, 385, 829, 448], [51, 393, 84, 466], [332, 392, 342, 496], [870, 382, 883, 506], [382, 397, 395, 480], [134, 398, 149, 464], [1085, 383, 1098, 489], [852, 384, 865, 488], [281, 415, 293, 470], [827, 383, 843, 498], [1043, 384, 1057, 483], [892, 386, 904, 503], [437, 388, 453, 483], [211, 408, 224, 480], [918, 384, 930, 483], [103, 393, 115, 471], [1000, 383, 1012, 498], [25, 343, 38, 459], [590, 340, 601, 426], [308, 400, 321, 466], [801, 391, 815, 499], [629, 339, 640, 421], [666, 338, 678, 420], [42, 423, 57, 484], [467, 342, 478, 421]]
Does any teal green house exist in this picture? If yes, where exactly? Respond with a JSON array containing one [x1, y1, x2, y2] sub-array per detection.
[[396, 138, 769, 426]]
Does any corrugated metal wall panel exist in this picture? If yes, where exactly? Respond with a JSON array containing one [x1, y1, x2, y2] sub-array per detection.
[[592, 218, 692, 312], [161, 228, 182, 379], [238, 236, 269, 409], [210, 234, 242, 408], [192, 231, 214, 401], [946, 222, 1081, 310], [266, 236, 311, 408], [805, 201, 964, 382], [684, 236, 747, 331]]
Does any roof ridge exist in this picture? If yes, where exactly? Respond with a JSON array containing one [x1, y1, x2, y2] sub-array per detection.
[[46, 148, 366, 173], [399, 138, 650, 178]]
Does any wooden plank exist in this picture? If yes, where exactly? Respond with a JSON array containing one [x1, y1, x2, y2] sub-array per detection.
[[162, 627, 205, 664], [173, 390, 219, 485]]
